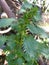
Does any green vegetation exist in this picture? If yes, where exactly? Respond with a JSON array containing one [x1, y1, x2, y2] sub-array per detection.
[[0, 0, 49, 65]]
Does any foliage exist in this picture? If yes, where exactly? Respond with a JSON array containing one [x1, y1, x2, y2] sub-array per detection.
[[0, 1, 49, 65]]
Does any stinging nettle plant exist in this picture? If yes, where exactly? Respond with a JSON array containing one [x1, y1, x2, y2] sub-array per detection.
[[0, 1, 49, 65]]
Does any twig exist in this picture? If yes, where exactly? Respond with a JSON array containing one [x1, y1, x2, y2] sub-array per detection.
[[0, 0, 16, 18]]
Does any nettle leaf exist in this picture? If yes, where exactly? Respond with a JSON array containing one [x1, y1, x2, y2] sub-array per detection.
[[0, 40, 5, 48], [0, 35, 7, 47], [36, 41, 49, 59], [21, 2, 32, 9], [12, 20, 22, 31], [24, 53, 33, 62], [19, 2, 32, 14], [16, 58, 24, 65], [7, 53, 17, 65], [27, 24, 48, 38], [34, 11, 41, 21], [39, 43, 49, 59], [7, 41, 16, 50], [23, 35, 40, 58], [6, 35, 16, 50], [0, 18, 16, 28], [32, 5, 42, 22]]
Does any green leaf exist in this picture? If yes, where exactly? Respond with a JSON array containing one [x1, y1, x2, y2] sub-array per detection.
[[6, 35, 16, 50], [16, 58, 24, 65], [19, 2, 32, 14], [7, 41, 16, 50], [0, 35, 7, 47], [0, 18, 16, 28], [23, 35, 40, 58], [21, 2, 32, 9], [34, 11, 41, 21], [27, 24, 48, 38], [12, 22, 20, 31], [40, 44, 49, 59], [7, 53, 17, 65]]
